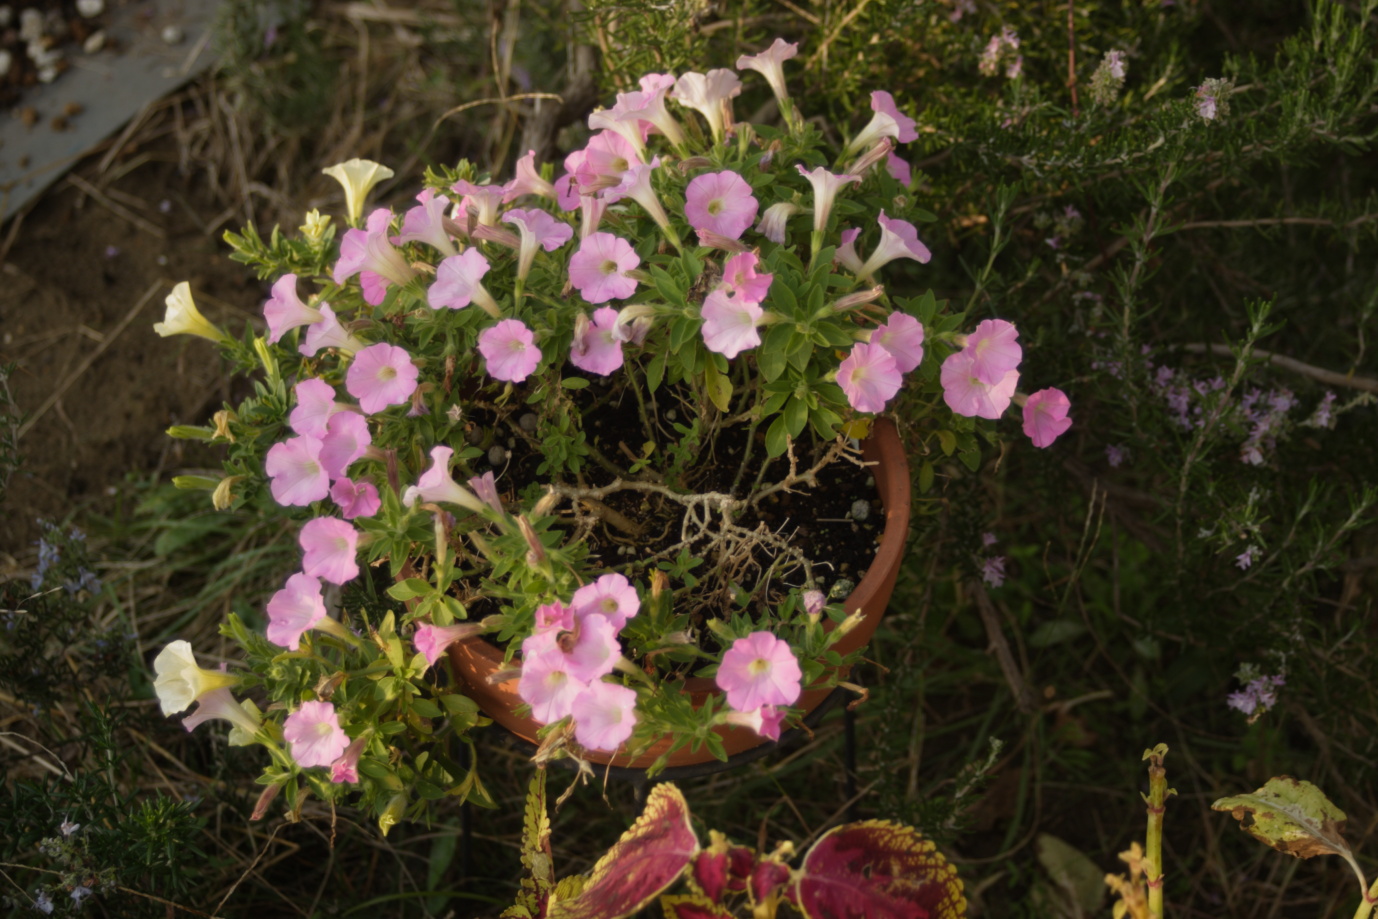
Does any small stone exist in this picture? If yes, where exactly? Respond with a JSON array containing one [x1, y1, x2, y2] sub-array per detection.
[[518, 413, 538, 432], [665, 408, 677, 421], [160, 24, 183, 44], [463, 426, 483, 445], [18, 106, 37, 128], [849, 499, 870, 521], [156, 255, 168, 266], [82, 30, 104, 53], [75, 0, 102, 17], [62, 101, 82, 116], [36, 64, 57, 83], [487, 445, 507, 466], [18, 8, 42, 43], [0, 50, 10, 78]]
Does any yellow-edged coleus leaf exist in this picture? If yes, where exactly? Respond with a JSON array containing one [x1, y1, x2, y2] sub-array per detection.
[[547, 784, 700, 919], [795, 820, 967, 919], [660, 895, 735, 919]]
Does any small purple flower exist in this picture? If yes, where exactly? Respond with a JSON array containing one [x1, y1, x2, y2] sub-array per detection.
[[1106, 444, 1129, 468], [1227, 674, 1284, 718], [981, 556, 1006, 587], [1235, 545, 1259, 570]]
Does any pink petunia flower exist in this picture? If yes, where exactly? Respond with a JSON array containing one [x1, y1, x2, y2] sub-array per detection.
[[796, 166, 861, 233], [289, 378, 347, 439], [963, 318, 1022, 385], [568, 232, 640, 304], [346, 342, 419, 414], [685, 171, 759, 241], [570, 572, 640, 631], [478, 319, 543, 383], [395, 188, 457, 257], [299, 303, 366, 357], [402, 446, 487, 513], [940, 350, 1019, 419], [504, 150, 557, 202], [755, 202, 801, 245], [413, 621, 488, 668], [721, 704, 785, 741], [856, 211, 931, 278], [736, 39, 799, 110], [299, 517, 360, 585], [430, 248, 500, 317], [502, 207, 574, 282], [572, 680, 639, 752], [886, 151, 912, 186], [525, 615, 621, 683], [715, 631, 803, 713], [610, 158, 677, 237], [181, 684, 262, 743], [468, 471, 503, 514], [721, 252, 773, 305], [330, 476, 381, 520], [329, 736, 367, 784], [671, 69, 742, 142], [263, 274, 323, 343], [570, 307, 626, 376], [837, 342, 902, 414], [319, 411, 372, 479], [1022, 387, 1073, 448], [283, 700, 350, 769], [265, 435, 330, 506], [802, 590, 826, 615], [570, 131, 641, 200], [451, 180, 507, 227], [835, 227, 864, 273], [518, 639, 589, 724], [265, 573, 327, 650], [333, 208, 417, 305], [700, 289, 763, 358], [871, 313, 925, 373], [847, 90, 919, 154]]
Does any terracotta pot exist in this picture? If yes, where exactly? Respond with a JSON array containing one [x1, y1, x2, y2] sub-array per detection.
[[447, 417, 910, 771]]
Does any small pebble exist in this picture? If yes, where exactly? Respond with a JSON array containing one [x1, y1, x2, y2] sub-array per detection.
[[18, 8, 42, 43], [104, 245, 119, 258], [487, 445, 507, 466], [463, 426, 482, 445], [158, 199, 172, 214], [160, 24, 183, 44], [518, 412, 538, 432], [75, 0, 102, 17], [63, 101, 82, 116], [665, 408, 677, 421], [36, 65, 57, 82], [83, 30, 104, 53], [0, 7, 12, 28], [0, 50, 10, 78], [850, 499, 870, 521], [156, 255, 168, 266]]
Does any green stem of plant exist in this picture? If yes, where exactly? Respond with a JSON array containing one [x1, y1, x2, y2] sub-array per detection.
[[1351, 878, 1378, 919], [1144, 745, 1171, 919]]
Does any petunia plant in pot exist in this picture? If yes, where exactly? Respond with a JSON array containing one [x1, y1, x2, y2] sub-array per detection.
[[150, 38, 1072, 829]]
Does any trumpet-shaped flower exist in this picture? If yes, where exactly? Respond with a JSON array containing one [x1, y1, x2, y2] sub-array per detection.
[[414, 621, 489, 668], [755, 201, 800, 244], [715, 631, 802, 713], [468, 471, 503, 514], [283, 701, 350, 769], [588, 97, 653, 160], [886, 151, 912, 186], [451, 180, 507, 227], [478, 319, 543, 383], [299, 517, 360, 585], [319, 410, 372, 479], [857, 211, 931, 278], [153, 640, 239, 715], [721, 704, 785, 741], [502, 207, 574, 281], [1022, 387, 1073, 447], [628, 74, 687, 147], [265, 573, 327, 650], [796, 166, 861, 233], [672, 69, 742, 142], [300, 303, 366, 357], [836, 227, 864, 273], [570, 131, 641, 201], [263, 274, 323, 343], [569, 232, 640, 303], [334, 208, 417, 305], [330, 736, 367, 784], [181, 686, 262, 744], [154, 281, 228, 343], [518, 640, 588, 723], [289, 378, 346, 439], [331, 476, 381, 520], [570, 572, 640, 631], [736, 39, 798, 111], [940, 350, 1019, 419], [721, 252, 773, 305], [504, 150, 557, 202], [572, 680, 638, 752], [395, 188, 457, 257], [322, 158, 394, 224], [535, 599, 575, 633], [526, 614, 621, 683], [431, 248, 500, 316], [837, 342, 902, 413], [346, 342, 419, 414], [963, 318, 1021, 385], [871, 313, 925, 373], [685, 170, 758, 241], [403, 446, 487, 513], [847, 90, 918, 154], [700, 289, 763, 359], [611, 158, 676, 236], [265, 435, 330, 506], [570, 307, 625, 376]]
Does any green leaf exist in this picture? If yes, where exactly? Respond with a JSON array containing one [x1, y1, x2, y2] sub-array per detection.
[[704, 359, 732, 413], [770, 280, 799, 315], [936, 430, 957, 457], [646, 351, 667, 392], [1028, 620, 1087, 648], [387, 578, 434, 602], [412, 697, 444, 719], [918, 461, 935, 494], [650, 265, 684, 303], [958, 448, 981, 473], [562, 377, 591, 390], [1212, 777, 1358, 868], [758, 324, 791, 382], [783, 395, 808, 439], [764, 415, 790, 458], [1035, 834, 1104, 917]]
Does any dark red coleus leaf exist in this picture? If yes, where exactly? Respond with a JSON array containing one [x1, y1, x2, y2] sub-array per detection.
[[750, 858, 793, 904], [690, 830, 756, 903], [795, 821, 967, 919], [547, 784, 699, 919], [660, 894, 735, 919]]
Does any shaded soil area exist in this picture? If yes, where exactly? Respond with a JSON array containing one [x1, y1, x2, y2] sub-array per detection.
[[0, 131, 261, 555]]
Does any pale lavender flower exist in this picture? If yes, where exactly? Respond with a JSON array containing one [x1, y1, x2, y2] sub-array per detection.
[[981, 556, 1006, 587]]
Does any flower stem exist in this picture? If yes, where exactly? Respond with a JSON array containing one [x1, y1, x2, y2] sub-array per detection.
[[1143, 744, 1172, 919], [1351, 878, 1378, 919]]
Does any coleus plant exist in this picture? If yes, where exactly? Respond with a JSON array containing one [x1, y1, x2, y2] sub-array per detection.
[[504, 771, 967, 919], [150, 38, 1073, 829]]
